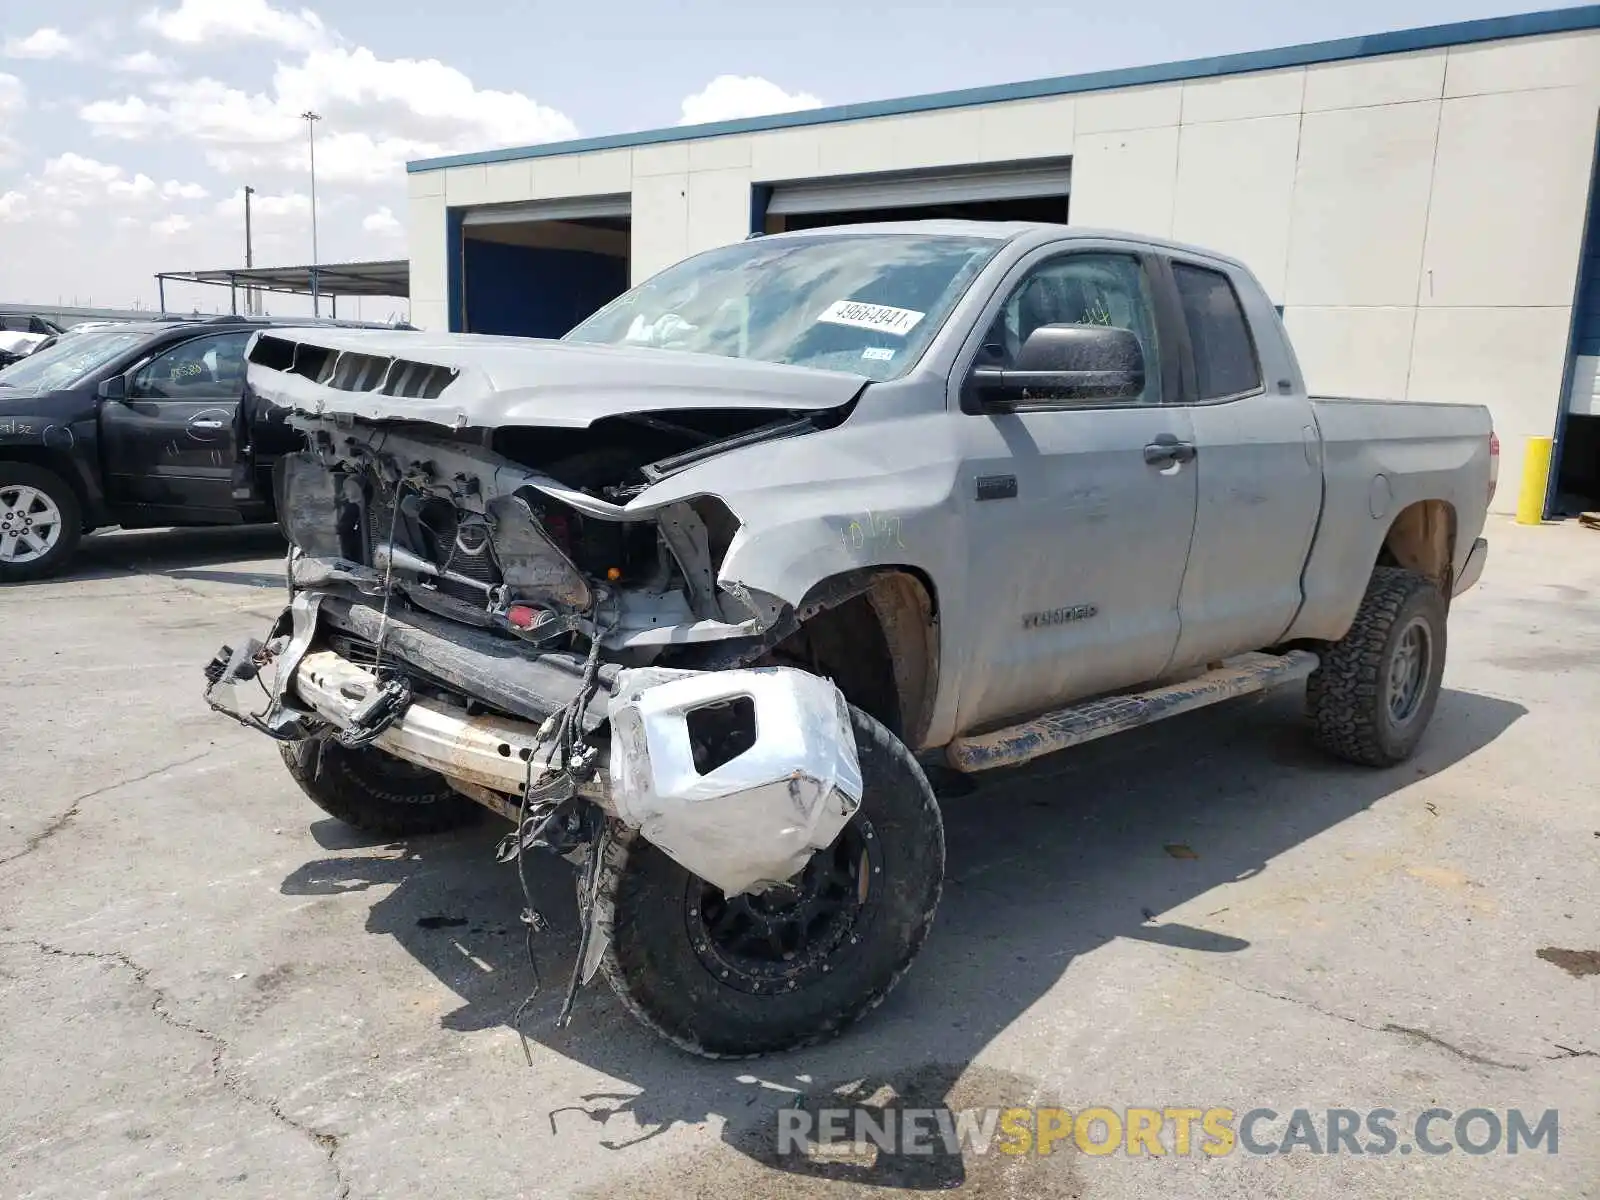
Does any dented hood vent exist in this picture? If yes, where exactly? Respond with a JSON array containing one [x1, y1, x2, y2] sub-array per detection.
[[245, 328, 868, 429]]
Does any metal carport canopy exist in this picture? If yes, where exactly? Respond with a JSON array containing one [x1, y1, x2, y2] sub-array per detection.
[[766, 159, 1072, 215]]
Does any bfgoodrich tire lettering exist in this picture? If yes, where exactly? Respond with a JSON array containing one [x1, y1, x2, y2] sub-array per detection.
[[1307, 566, 1448, 767], [278, 738, 482, 835], [600, 704, 945, 1058]]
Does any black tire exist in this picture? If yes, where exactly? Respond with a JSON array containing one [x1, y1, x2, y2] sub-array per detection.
[[600, 704, 945, 1058], [1307, 566, 1448, 767], [0, 462, 83, 582], [278, 738, 482, 835]]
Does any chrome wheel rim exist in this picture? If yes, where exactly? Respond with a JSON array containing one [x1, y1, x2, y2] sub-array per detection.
[[0, 484, 63, 565], [1387, 616, 1433, 726]]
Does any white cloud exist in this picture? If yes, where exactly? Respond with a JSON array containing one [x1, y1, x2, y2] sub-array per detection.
[[3, 28, 83, 60], [78, 34, 575, 187], [362, 206, 401, 236], [151, 213, 191, 237], [0, 153, 208, 219], [44, 152, 121, 186], [0, 73, 24, 163], [679, 75, 822, 126], [140, 0, 329, 51], [161, 179, 208, 200], [115, 51, 173, 75], [216, 187, 310, 220]]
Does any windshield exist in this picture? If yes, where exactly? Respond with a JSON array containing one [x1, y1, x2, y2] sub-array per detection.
[[0, 330, 147, 391], [564, 233, 999, 381]]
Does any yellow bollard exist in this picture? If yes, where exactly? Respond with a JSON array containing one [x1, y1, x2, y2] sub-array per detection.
[[1515, 435, 1553, 525]]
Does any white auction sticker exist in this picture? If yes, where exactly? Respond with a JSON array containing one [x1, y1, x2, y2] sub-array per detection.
[[817, 299, 926, 337]]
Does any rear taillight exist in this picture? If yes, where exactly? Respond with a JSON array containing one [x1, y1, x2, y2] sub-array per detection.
[[1487, 431, 1500, 505]]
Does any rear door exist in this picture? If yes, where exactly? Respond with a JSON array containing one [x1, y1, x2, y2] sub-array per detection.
[[951, 242, 1199, 732], [1165, 258, 1322, 666], [100, 330, 253, 515]]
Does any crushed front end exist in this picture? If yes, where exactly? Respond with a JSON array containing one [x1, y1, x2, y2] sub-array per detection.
[[202, 329, 869, 1035]]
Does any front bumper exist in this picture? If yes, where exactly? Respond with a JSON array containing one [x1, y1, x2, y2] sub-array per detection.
[[1454, 537, 1488, 596], [204, 591, 610, 804]]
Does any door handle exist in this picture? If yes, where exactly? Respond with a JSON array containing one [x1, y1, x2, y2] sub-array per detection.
[[189, 419, 226, 430], [1143, 436, 1197, 466]]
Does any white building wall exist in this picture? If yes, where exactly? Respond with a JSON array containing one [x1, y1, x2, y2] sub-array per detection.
[[408, 27, 1600, 511]]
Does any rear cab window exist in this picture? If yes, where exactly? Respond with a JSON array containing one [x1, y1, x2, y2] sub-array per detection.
[[1171, 262, 1262, 401]]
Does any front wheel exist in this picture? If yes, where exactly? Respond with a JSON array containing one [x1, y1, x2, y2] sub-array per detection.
[[278, 738, 482, 835], [600, 704, 945, 1058], [1307, 567, 1448, 766], [0, 463, 82, 582]]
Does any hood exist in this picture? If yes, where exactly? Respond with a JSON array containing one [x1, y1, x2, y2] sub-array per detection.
[[244, 328, 868, 429]]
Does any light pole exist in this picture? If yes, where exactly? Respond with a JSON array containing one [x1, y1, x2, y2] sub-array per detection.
[[243, 184, 255, 315], [301, 110, 321, 316]]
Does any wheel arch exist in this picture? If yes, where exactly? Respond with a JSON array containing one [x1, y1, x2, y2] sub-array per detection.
[[776, 566, 942, 751], [1378, 499, 1457, 594], [0, 445, 98, 529]]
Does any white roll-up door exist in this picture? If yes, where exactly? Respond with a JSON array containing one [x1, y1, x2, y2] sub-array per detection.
[[766, 160, 1071, 216], [461, 194, 631, 227]]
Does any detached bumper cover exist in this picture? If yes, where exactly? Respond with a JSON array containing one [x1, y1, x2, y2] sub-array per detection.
[[608, 667, 863, 897]]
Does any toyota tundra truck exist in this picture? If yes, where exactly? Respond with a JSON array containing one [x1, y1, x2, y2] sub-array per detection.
[[203, 221, 1496, 1058]]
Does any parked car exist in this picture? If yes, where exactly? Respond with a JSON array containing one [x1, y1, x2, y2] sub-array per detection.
[[0, 314, 62, 369], [203, 222, 1496, 1058], [0, 314, 413, 580]]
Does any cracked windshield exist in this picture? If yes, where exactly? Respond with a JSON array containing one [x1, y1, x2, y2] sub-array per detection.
[[565, 233, 997, 379]]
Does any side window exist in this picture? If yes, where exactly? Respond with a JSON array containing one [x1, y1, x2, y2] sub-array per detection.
[[1171, 262, 1262, 401], [130, 332, 252, 399], [978, 252, 1161, 405]]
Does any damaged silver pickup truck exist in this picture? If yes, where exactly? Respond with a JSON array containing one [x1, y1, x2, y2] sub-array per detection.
[[204, 221, 1496, 1057]]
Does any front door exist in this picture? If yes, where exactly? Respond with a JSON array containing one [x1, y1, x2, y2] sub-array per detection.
[[100, 330, 253, 516], [953, 246, 1200, 733]]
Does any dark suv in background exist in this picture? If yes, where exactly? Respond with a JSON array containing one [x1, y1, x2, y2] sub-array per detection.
[[0, 314, 413, 581]]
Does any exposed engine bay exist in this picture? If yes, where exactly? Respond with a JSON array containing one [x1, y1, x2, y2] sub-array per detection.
[[272, 409, 824, 657]]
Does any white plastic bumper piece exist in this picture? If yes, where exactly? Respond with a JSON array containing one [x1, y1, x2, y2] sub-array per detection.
[[607, 667, 864, 897]]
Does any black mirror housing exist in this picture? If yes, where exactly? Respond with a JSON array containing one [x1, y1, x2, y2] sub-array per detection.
[[967, 323, 1146, 410], [97, 374, 128, 401]]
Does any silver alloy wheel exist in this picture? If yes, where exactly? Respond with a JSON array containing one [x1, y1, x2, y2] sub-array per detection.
[[1386, 615, 1433, 726], [0, 484, 64, 565]]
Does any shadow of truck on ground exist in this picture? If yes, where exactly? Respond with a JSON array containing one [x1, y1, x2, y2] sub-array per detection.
[[280, 683, 1525, 1195]]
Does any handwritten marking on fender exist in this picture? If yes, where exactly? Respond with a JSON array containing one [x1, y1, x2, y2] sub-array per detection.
[[842, 511, 906, 553]]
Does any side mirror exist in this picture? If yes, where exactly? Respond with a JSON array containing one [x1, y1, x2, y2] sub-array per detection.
[[97, 374, 128, 401], [966, 323, 1146, 410]]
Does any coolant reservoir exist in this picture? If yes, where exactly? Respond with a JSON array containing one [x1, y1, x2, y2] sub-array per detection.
[[607, 666, 864, 897]]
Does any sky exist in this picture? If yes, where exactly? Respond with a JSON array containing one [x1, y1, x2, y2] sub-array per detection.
[[0, 0, 1559, 317]]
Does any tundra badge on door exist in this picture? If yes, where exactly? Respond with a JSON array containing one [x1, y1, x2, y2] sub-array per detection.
[[1023, 604, 1098, 629]]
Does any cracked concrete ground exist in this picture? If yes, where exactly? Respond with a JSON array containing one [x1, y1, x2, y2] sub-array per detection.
[[1, 520, 1596, 1199]]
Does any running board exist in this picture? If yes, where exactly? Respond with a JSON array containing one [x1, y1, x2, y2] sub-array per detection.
[[946, 650, 1320, 774]]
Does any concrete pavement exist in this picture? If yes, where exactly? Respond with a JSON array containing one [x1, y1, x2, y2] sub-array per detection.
[[0, 519, 1595, 1198]]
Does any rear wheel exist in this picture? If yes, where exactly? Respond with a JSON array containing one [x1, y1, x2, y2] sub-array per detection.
[[600, 704, 945, 1058], [278, 738, 482, 835], [0, 463, 82, 582], [1307, 567, 1447, 766]]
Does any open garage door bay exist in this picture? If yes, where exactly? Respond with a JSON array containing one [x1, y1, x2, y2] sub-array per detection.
[[457, 194, 632, 337]]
